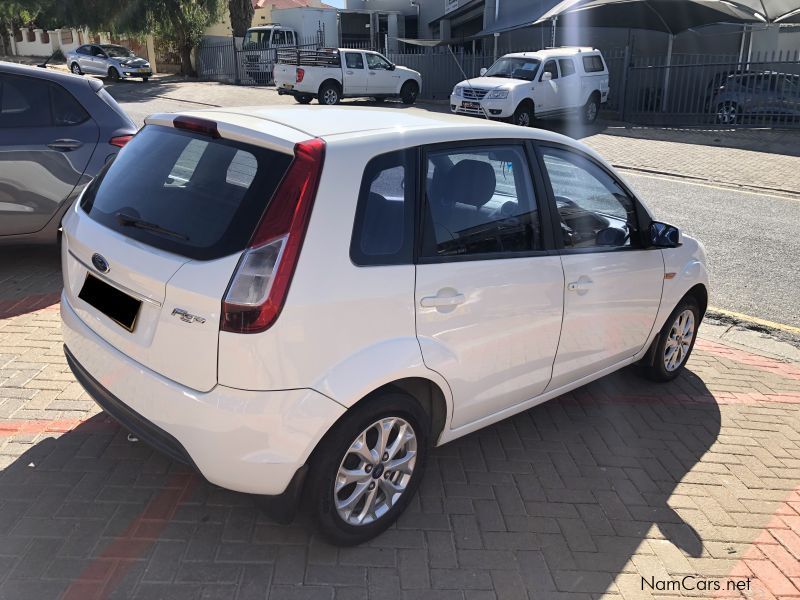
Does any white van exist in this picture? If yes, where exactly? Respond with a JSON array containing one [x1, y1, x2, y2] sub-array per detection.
[[451, 47, 610, 126]]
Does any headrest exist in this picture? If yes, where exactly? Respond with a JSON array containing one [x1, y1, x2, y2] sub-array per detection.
[[443, 160, 496, 209]]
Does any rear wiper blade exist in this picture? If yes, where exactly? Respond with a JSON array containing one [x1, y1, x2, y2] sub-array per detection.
[[115, 212, 189, 241]]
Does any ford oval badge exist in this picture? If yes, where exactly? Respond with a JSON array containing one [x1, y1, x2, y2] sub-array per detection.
[[91, 253, 110, 274]]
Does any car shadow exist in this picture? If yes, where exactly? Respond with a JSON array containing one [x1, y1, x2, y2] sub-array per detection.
[[0, 364, 720, 598], [0, 244, 62, 319]]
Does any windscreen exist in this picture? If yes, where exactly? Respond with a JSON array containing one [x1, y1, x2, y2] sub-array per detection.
[[81, 125, 293, 260], [101, 45, 133, 58], [243, 30, 270, 48], [485, 57, 540, 81]]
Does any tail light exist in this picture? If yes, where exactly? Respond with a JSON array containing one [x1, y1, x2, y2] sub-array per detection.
[[109, 135, 133, 148], [296, 68, 305, 83], [221, 137, 326, 334]]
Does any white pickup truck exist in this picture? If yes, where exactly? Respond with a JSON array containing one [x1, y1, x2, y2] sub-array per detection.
[[451, 47, 610, 126], [274, 48, 422, 105]]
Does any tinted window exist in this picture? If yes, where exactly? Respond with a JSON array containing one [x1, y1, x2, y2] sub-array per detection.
[[541, 147, 637, 250], [351, 149, 415, 266], [366, 53, 392, 70], [541, 60, 558, 80], [0, 74, 86, 128], [50, 83, 89, 126], [421, 145, 540, 259], [582, 55, 605, 73], [81, 125, 293, 261], [558, 58, 576, 76], [272, 30, 286, 45], [345, 52, 364, 69], [77, 45, 90, 55]]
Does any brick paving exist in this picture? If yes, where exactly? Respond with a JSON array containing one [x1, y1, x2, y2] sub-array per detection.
[[580, 127, 800, 197], [2, 250, 800, 599]]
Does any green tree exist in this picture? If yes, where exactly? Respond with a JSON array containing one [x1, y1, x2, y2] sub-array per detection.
[[0, 0, 43, 56], [228, 0, 254, 38]]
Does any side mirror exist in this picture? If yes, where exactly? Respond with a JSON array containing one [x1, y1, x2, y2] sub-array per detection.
[[595, 226, 627, 247], [388, 63, 395, 71], [479, 67, 488, 76], [649, 221, 682, 248], [541, 71, 552, 82]]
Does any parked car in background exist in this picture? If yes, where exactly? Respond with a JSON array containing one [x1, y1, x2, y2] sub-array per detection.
[[61, 106, 708, 545], [451, 47, 609, 126], [713, 71, 800, 124], [275, 48, 421, 105], [66, 44, 153, 82], [0, 62, 137, 244]]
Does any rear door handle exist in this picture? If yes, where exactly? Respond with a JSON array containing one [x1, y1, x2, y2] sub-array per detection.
[[346, 70, 354, 75], [48, 139, 83, 151], [567, 278, 593, 293], [420, 293, 466, 308]]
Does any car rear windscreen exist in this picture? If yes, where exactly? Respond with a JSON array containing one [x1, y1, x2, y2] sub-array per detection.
[[81, 125, 293, 260]]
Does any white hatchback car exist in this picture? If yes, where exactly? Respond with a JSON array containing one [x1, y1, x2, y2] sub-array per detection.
[[61, 107, 708, 545]]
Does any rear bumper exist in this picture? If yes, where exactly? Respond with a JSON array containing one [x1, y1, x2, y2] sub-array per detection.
[[61, 291, 345, 496]]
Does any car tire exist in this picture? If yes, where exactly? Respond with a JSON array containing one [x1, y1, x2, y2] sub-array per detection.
[[372, 96, 386, 103], [142, 77, 149, 82], [307, 390, 430, 546], [70, 62, 83, 75], [716, 101, 738, 125], [641, 297, 701, 382], [400, 81, 419, 105], [108, 67, 121, 81], [583, 94, 600, 124], [318, 82, 341, 105], [509, 101, 534, 127], [295, 94, 313, 104]]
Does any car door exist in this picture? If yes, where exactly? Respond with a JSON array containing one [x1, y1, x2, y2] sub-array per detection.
[[537, 144, 663, 391], [365, 52, 398, 95], [557, 58, 580, 109], [75, 46, 92, 72], [415, 141, 564, 430], [90, 46, 109, 74], [342, 51, 368, 95], [532, 59, 560, 115], [0, 73, 99, 237]]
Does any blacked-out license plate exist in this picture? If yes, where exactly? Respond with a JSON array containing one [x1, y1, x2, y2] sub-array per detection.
[[78, 274, 142, 332]]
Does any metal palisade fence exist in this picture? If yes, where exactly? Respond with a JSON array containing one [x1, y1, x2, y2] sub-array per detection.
[[197, 37, 800, 128]]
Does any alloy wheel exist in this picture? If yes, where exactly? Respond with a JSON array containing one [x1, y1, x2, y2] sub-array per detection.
[[323, 89, 338, 105], [586, 101, 598, 122], [334, 417, 417, 526], [664, 309, 695, 372], [718, 103, 736, 125], [70, 63, 81, 74], [517, 112, 530, 127]]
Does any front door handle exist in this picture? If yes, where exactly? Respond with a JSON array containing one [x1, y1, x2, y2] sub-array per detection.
[[420, 292, 466, 308], [48, 139, 83, 151]]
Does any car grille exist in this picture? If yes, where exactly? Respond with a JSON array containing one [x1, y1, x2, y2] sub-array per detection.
[[463, 88, 489, 100]]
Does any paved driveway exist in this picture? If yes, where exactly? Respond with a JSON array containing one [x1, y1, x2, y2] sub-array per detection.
[[1, 250, 800, 599]]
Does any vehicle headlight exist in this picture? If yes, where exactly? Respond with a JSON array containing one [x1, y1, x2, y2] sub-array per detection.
[[453, 86, 463, 97], [487, 90, 509, 99]]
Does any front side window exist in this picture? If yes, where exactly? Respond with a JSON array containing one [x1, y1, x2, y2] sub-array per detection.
[[350, 149, 415, 265], [366, 53, 392, 70], [345, 52, 364, 69], [541, 60, 558, 81], [421, 145, 541, 259], [91, 46, 106, 57], [558, 58, 576, 76], [541, 146, 637, 250]]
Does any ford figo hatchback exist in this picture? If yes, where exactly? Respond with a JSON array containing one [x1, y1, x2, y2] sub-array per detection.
[[61, 107, 708, 545]]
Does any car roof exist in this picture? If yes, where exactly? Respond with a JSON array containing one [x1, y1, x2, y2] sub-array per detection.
[[148, 106, 588, 149], [0, 61, 97, 89], [505, 47, 598, 60]]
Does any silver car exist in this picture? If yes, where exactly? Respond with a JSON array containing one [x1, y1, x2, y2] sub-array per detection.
[[0, 62, 137, 244], [66, 44, 152, 82]]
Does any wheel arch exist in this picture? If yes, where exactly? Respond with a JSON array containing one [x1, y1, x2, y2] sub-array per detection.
[[319, 78, 342, 95]]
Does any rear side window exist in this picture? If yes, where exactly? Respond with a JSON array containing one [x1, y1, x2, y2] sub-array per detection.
[[350, 149, 415, 266], [558, 58, 576, 76], [421, 144, 541, 259], [0, 74, 88, 128], [582, 55, 605, 73], [345, 52, 364, 69], [81, 125, 293, 261]]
